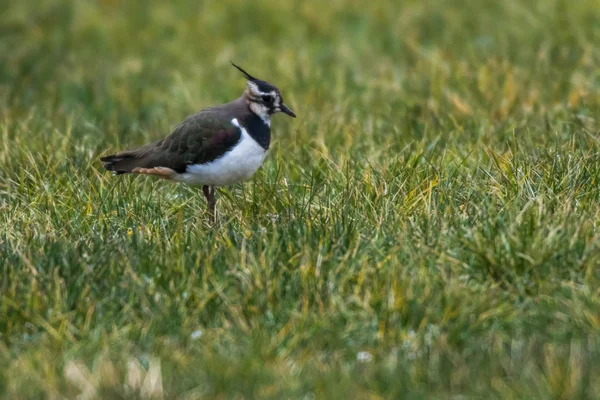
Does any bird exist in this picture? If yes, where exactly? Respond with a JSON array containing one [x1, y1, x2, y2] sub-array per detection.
[[100, 62, 296, 223]]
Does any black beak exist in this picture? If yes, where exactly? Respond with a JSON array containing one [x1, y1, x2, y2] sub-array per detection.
[[280, 103, 296, 118]]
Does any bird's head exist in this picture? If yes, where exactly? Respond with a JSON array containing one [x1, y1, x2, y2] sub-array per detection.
[[231, 61, 296, 121]]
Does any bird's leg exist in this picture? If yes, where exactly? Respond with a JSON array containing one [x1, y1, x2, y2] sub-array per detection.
[[202, 185, 216, 224]]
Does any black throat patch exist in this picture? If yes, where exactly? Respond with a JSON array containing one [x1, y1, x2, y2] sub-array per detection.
[[241, 113, 271, 150]]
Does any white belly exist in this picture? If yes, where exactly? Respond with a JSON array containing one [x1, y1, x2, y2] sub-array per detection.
[[175, 118, 267, 186]]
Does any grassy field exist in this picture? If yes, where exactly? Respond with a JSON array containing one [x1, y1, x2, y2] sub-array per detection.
[[1, 0, 600, 398]]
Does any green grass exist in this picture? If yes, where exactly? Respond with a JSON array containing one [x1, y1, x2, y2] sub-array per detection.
[[1, 0, 600, 398]]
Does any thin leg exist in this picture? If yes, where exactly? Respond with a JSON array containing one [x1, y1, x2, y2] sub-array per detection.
[[202, 185, 216, 224]]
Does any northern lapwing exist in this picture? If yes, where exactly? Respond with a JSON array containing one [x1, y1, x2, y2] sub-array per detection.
[[100, 62, 296, 223]]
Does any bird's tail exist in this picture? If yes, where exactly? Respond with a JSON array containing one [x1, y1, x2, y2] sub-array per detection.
[[100, 152, 144, 174]]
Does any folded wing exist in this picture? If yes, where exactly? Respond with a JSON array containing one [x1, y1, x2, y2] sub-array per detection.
[[101, 111, 241, 175]]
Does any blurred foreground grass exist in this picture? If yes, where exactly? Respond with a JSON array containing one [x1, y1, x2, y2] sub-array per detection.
[[1, 0, 600, 398]]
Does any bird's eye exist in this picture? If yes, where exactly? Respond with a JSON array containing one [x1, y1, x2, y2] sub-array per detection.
[[262, 95, 273, 103]]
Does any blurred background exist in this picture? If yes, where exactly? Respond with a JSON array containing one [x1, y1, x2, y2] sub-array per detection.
[[2, 0, 598, 153]]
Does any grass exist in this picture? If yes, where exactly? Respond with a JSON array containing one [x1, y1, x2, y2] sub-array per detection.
[[1, 0, 600, 398]]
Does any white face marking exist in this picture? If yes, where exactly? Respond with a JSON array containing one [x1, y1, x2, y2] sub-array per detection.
[[247, 82, 275, 97], [249, 102, 271, 126], [175, 118, 268, 186], [273, 92, 281, 109], [247, 82, 279, 125], [247, 81, 260, 95]]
